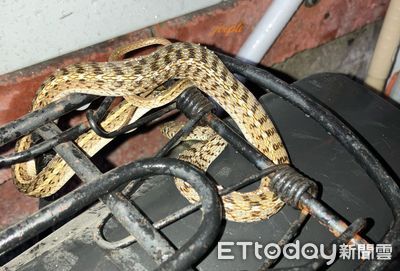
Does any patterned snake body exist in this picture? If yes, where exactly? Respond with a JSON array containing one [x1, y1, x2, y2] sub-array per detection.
[[12, 39, 289, 222]]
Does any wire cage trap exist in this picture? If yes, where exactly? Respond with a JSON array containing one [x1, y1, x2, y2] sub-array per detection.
[[0, 52, 399, 271]]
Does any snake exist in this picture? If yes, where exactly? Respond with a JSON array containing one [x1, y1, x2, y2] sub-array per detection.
[[12, 37, 289, 222]]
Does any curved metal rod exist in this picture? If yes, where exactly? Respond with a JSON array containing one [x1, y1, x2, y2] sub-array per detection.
[[94, 165, 286, 250], [0, 93, 97, 147], [217, 52, 400, 270], [86, 102, 177, 138], [0, 125, 87, 167], [0, 97, 114, 167]]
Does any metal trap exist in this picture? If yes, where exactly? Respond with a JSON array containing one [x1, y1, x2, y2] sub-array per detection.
[[0, 53, 399, 270]]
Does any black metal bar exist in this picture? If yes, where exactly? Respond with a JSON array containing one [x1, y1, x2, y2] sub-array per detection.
[[0, 158, 222, 271], [0, 96, 114, 167], [217, 54, 400, 267], [0, 93, 97, 146], [104, 192, 176, 263], [36, 122, 100, 180], [0, 125, 87, 167], [202, 112, 369, 247], [95, 165, 286, 250], [36, 122, 177, 265]]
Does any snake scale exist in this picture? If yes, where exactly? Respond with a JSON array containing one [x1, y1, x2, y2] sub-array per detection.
[[12, 38, 289, 222]]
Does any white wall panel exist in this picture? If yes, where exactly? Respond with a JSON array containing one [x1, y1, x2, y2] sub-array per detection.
[[0, 0, 221, 75]]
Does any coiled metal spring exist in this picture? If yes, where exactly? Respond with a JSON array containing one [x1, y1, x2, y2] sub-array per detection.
[[176, 87, 215, 119], [269, 165, 318, 208]]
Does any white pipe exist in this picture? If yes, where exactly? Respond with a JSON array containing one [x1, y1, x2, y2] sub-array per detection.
[[365, 0, 400, 92], [237, 0, 303, 64]]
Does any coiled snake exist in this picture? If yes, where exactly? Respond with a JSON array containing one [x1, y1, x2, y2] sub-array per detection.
[[12, 37, 289, 222]]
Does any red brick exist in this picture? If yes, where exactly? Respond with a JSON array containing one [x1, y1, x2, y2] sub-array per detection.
[[0, 180, 38, 230], [153, 0, 273, 55], [263, 0, 389, 65], [153, 0, 389, 65]]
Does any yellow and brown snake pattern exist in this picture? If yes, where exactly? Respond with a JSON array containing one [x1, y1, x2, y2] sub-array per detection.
[[12, 38, 289, 222]]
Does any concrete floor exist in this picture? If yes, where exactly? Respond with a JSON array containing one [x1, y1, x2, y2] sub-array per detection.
[[273, 21, 383, 81]]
